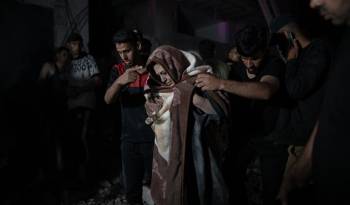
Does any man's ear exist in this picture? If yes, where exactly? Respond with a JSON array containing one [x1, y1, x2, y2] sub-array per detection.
[[136, 41, 142, 51]]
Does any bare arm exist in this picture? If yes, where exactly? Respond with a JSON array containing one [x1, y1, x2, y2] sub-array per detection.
[[195, 73, 280, 100], [293, 120, 318, 186], [38, 62, 53, 81], [277, 120, 319, 205], [104, 78, 125, 104]]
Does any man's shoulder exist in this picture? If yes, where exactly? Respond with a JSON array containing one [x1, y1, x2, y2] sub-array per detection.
[[307, 39, 329, 54]]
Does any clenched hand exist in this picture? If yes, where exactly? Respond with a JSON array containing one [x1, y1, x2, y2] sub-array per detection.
[[117, 66, 144, 86], [195, 73, 222, 91]]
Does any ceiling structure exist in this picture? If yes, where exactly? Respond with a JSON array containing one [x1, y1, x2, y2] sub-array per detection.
[[112, 0, 266, 30], [178, 0, 265, 25]]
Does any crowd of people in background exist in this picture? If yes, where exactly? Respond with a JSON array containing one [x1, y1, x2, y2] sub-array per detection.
[[2, 0, 350, 205]]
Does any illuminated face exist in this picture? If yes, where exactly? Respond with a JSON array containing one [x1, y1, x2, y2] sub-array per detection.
[[116, 42, 136, 66], [310, 0, 350, 25], [241, 55, 264, 74], [67, 41, 81, 57], [153, 63, 175, 87]]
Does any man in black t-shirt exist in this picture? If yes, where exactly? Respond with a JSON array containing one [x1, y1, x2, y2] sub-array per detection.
[[278, 0, 350, 204], [196, 26, 284, 138], [270, 17, 331, 204], [105, 29, 154, 205], [196, 25, 286, 205], [271, 17, 330, 146]]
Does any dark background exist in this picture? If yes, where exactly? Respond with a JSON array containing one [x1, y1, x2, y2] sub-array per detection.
[[0, 0, 343, 204]]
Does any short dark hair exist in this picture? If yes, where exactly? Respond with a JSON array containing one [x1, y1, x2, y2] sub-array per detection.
[[132, 28, 143, 41], [235, 25, 269, 57], [67, 32, 83, 43], [112, 29, 138, 45], [55, 46, 69, 54]]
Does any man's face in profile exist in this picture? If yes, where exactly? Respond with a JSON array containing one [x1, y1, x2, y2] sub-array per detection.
[[310, 0, 350, 25]]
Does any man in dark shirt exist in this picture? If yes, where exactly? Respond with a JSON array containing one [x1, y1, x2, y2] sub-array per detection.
[[104, 29, 154, 205], [278, 0, 350, 204], [271, 17, 330, 146], [196, 25, 286, 205], [270, 17, 331, 204], [196, 26, 284, 137]]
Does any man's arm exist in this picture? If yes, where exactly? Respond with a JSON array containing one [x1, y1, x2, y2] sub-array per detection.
[[292, 120, 318, 186], [277, 120, 318, 205], [195, 73, 280, 100], [104, 77, 125, 104]]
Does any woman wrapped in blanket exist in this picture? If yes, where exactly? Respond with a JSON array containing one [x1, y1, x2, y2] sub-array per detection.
[[144, 45, 230, 205]]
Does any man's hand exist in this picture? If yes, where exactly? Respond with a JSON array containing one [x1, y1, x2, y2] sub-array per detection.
[[291, 154, 312, 188], [117, 66, 144, 86], [277, 164, 297, 205], [195, 73, 222, 91], [276, 153, 312, 205], [285, 31, 299, 60]]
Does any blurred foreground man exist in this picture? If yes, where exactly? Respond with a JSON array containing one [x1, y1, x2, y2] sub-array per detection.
[[278, 0, 350, 204]]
